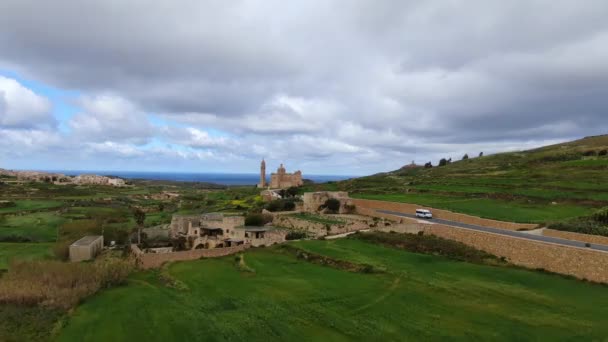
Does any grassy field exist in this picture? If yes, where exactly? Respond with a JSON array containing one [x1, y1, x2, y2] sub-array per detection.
[[304, 135, 608, 224], [352, 193, 592, 223], [0, 243, 53, 269], [0, 200, 63, 214], [0, 212, 66, 242], [57, 239, 608, 341], [288, 212, 345, 225]]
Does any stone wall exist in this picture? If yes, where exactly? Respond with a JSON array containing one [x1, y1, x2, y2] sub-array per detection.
[[132, 244, 250, 269], [303, 191, 354, 214], [419, 224, 608, 283], [352, 198, 537, 231], [272, 214, 372, 237], [542, 229, 608, 246]]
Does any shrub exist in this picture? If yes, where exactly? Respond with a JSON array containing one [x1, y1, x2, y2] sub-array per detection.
[[323, 198, 341, 213], [462, 154, 469, 160], [583, 150, 597, 156], [424, 162, 432, 168], [438, 158, 448, 167], [0, 201, 16, 208], [599, 149, 608, 156], [285, 231, 307, 240], [245, 213, 264, 226], [264, 199, 297, 212]]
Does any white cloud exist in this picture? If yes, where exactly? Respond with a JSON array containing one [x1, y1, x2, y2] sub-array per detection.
[[69, 95, 154, 144], [0, 76, 53, 129]]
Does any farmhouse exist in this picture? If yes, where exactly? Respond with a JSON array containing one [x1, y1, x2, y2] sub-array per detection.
[[170, 213, 286, 249]]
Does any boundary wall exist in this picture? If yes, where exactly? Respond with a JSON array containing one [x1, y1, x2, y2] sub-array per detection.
[[132, 244, 250, 269]]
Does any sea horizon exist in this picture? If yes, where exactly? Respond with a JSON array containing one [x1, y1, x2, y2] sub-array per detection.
[[38, 169, 355, 186]]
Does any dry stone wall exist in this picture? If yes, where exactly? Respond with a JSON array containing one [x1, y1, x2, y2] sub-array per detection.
[[272, 214, 371, 237], [421, 224, 608, 283], [352, 199, 537, 231], [542, 229, 608, 246], [132, 244, 249, 269]]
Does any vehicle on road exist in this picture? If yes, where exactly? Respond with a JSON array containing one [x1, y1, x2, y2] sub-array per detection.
[[415, 209, 433, 219]]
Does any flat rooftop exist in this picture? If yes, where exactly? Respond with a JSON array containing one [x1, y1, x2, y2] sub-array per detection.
[[71, 235, 103, 246]]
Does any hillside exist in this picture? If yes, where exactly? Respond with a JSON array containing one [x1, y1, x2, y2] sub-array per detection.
[[305, 135, 608, 224]]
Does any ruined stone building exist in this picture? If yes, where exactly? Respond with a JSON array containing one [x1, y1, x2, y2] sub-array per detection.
[[257, 159, 303, 189], [169, 213, 286, 249]]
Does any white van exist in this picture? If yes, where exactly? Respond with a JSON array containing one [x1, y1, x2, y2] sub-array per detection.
[[415, 209, 433, 219]]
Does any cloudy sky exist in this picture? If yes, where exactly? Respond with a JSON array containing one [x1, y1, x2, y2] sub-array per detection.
[[1, 1, 607, 175]]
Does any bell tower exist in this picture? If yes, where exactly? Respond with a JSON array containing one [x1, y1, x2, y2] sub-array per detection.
[[258, 159, 266, 188]]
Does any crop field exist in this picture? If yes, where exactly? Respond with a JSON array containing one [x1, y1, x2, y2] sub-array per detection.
[[0, 243, 53, 270], [57, 239, 608, 341]]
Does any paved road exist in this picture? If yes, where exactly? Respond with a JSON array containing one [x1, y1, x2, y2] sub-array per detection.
[[376, 209, 608, 253]]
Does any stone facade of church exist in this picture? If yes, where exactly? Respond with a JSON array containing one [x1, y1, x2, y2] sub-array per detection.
[[257, 160, 303, 189]]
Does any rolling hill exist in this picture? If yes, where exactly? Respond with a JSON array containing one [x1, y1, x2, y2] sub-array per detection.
[[304, 135, 608, 227]]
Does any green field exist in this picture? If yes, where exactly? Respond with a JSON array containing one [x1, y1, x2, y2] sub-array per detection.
[[0, 242, 53, 269], [0, 212, 66, 242], [352, 193, 592, 223], [288, 212, 345, 225], [57, 239, 608, 341], [0, 200, 63, 214]]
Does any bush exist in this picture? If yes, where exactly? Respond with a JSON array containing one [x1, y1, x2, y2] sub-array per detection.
[[264, 199, 297, 212], [462, 154, 469, 160], [0, 201, 16, 208], [285, 231, 307, 240], [245, 213, 271, 226], [438, 158, 448, 167], [424, 162, 432, 168], [323, 198, 341, 213], [599, 149, 608, 156], [583, 150, 597, 156]]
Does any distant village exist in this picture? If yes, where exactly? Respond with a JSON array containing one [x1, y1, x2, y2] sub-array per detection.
[[0, 169, 127, 186]]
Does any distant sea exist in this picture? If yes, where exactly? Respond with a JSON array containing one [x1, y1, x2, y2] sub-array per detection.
[[46, 170, 353, 186]]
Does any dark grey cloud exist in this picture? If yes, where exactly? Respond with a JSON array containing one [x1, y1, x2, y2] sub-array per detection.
[[1, 0, 608, 173]]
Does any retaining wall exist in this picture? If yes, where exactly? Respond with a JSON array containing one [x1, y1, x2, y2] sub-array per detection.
[[420, 224, 608, 283], [542, 229, 608, 246], [272, 214, 372, 237], [132, 244, 250, 269], [352, 198, 537, 231]]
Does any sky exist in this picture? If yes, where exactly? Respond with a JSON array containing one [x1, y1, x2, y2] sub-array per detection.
[[1, 0, 607, 176]]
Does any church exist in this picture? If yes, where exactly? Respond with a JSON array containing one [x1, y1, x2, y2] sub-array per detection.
[[257, 159, 303, 189]]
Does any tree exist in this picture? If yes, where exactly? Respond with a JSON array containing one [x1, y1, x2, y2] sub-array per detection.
[[133, 208, 146, 245], [462, 154, 469, 160], [324, 198, 341, 213], [424, 162, 433, 168], [479, 152, 484, 157], [439, 158, 448, 167], [599, 149, 608, 156], [286, 186, 299, 198]]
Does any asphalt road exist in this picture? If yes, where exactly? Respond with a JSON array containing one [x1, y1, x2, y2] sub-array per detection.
[[376, 209, 608, 253]]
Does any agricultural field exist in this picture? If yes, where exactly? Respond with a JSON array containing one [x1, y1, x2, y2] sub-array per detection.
[[304, 135, 608, 227], [56, 237, 608, 341], [0, 243, 53, 270]]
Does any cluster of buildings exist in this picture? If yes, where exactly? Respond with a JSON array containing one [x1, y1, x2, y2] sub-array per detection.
[[0, 169, 126, 187], [169, 213, 286, 249]]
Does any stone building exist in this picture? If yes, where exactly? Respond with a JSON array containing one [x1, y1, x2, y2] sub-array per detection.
[[257, 160, 303, 189], [69, 235, 104, 262], [170, 213, 286, 249]]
